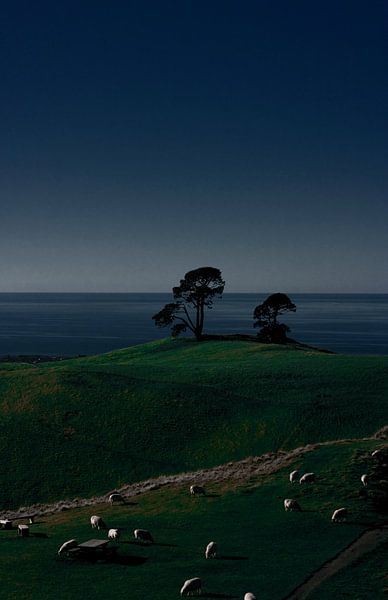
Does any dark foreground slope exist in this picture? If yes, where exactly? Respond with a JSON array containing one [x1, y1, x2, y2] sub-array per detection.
[[0, 338, 387, 507], [0, 439, 387, 600]]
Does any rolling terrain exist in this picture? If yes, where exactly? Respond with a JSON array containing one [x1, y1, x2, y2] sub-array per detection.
[[0, 438, 387, 599], [0, 338, 388, 508], [0, 338, 387, 598]]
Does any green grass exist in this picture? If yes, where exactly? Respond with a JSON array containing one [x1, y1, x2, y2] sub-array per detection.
[[0, 440, 385, 600], [308, 542, 388, 599], [1, 338, 388, 508]]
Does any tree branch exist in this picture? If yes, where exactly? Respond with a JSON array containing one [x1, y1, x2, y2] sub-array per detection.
[[182, 305, 196, 331], [174, 315, 196, 335]]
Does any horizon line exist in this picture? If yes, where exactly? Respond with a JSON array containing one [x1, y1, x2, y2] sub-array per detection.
[[0, 291, 387, 295]]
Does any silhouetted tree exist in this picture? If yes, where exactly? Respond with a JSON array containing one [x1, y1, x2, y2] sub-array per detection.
[[152, 267, 225, 341], [253, 293, 296, 343]]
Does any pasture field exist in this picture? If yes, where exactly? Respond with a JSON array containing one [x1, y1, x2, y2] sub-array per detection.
[[1, 338, 388, 508], [0, 440, 385, 600], [308, 541, 388, 599]]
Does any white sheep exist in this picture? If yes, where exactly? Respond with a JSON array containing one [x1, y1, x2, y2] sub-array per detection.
[[180, 577, 202, 596], [58, 539, 78, 557], [332, 507, 347, 523], [108, 528, 121, 541], [284, 498, 301, 512], [244, 594, 257, 600], [134, 528, 154, 543], [205, 541, 217, 559], [361, 474, 369, 486], [289, 470, 300, 483], [108, 492, 125, 505], [190, 485, 206, 496], [90, 515, 106, 529], [0, 519, 12, 529], [299, 472, 315, 484]]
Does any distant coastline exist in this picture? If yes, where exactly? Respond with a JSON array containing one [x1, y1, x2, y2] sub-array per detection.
[[0, 354, 85, 364]]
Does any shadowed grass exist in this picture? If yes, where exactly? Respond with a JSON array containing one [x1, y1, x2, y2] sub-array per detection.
[[0, 441, 385, 600], [308, 541, 388, 599], [0, 338, 387, 507]]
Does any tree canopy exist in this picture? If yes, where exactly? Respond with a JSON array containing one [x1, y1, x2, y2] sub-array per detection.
[[152, 267, 225, 341], [253, 293, 296, 343]]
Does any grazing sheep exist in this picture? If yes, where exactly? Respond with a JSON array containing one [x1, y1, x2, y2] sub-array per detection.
[[134, 528, 154, 543], [289, 470, 300, 483], [244, 594, 257, 600], [371, 449, 387, 463], [332, 508, 347, 523], [361, 474, 369, 486], [190, 485, 206, 496], [58, 539, 78, 556], [299, 472, 315, 484], [90, 515, 106, 529], [205, 541, 217, 559], [0, 519, 12, 529], [180, 577, 202, 596], [284, 498, 301, 512], [108, 528, 121, 541], [108, 492, 125, 505]]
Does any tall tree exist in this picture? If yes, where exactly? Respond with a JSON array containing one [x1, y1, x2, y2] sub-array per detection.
[[152, 267, 225, 341], [253, 293, 296, 343]]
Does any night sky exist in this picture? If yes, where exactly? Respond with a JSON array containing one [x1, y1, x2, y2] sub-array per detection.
[[1, 1, 387, 292]]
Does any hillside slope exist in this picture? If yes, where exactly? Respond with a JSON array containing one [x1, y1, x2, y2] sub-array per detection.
[[0, 438, 387, 600], [0, 338, 387, 508]]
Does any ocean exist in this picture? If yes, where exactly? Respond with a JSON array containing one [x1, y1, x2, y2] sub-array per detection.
[[0, 293, 387, 356]]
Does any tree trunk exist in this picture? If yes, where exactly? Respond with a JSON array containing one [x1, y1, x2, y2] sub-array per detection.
[[194, 297, 205, 341]]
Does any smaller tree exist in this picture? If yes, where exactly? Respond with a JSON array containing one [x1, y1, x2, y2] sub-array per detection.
[[253, 293, 296, 343], [152, 267, 225, 341]]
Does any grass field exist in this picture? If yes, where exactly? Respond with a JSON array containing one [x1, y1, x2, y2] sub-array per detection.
[[308, 541, 388, 599], [0, 440, 385, 600], [1, 338, 388, 508]]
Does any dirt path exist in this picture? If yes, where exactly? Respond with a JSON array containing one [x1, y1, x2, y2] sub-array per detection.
[[283, 526, 388, 599], [0, 435, 375, 521]]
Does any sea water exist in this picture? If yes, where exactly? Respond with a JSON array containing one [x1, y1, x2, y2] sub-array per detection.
[[0, 293, 387, 356]]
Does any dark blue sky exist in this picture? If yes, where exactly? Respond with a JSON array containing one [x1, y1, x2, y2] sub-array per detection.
[[1, 1, 387, 292]]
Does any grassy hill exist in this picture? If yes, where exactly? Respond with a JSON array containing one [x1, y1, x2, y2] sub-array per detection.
[[308, 540, 388, 599], [0, 439, 386, 600], [0, 338, 388, 508]]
